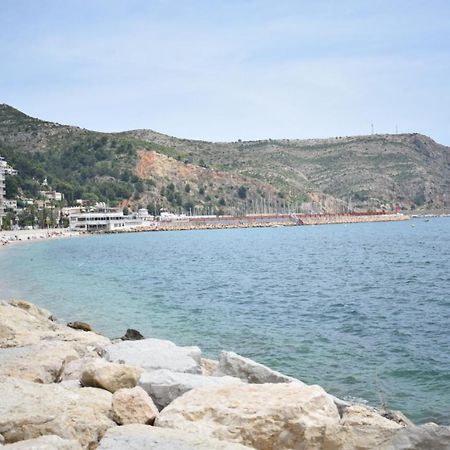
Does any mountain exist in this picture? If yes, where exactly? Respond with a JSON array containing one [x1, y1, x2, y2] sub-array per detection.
[[1, 103, 449, 214]]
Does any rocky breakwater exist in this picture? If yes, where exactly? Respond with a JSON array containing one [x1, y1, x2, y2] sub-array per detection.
[[0, 300, 449, 449]]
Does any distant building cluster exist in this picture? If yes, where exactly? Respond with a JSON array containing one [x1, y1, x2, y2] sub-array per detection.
[[0, 156, 17, 229]]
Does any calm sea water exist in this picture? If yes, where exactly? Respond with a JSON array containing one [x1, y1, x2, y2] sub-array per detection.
[[1, 218, 449, 424]]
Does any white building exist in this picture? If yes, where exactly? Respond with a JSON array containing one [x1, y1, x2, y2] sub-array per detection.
[[69, 206, 155, 232], [41, 190, 63, 202], [0, 156, 17, 229]]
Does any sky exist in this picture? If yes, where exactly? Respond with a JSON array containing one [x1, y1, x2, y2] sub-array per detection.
[[1, 0, 450, 144]]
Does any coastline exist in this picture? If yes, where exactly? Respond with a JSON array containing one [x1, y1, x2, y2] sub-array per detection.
[[1, 299, 448, 449], [0, 228, 83, 249], [0, 213, 408, 248]]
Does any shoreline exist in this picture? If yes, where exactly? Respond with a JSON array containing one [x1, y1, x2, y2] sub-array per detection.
[[0, 228, 83, 249], [1, 299, 448, 449], [0, 213, 406, 248], [0, 212, 436, 249]]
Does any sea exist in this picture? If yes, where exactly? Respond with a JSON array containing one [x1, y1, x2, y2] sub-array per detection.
[[0, 217, 449, 425]]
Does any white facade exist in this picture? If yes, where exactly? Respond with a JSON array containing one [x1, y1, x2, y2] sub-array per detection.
[[0, 156, 17, 229], [69, 207, 155, 231]]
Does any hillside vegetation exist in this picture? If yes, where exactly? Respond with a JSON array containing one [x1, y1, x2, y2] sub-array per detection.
[[1, 104, 449, 213]]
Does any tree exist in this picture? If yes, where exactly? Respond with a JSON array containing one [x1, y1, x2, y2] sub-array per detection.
[[238, 185, 248, 199]]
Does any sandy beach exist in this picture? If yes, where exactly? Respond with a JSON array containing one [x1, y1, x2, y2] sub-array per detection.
[[0, 228, 82, 248]]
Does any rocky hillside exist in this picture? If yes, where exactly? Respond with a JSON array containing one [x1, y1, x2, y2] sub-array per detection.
[[1, 104, 449, 213]]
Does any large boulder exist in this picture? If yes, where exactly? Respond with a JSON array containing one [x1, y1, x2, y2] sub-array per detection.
[[97, 424, 254, 450], [105, 339, 202, 374], [214, 351, 300, 384], [139, 369, 242, 410], [2, 435, 81, 449], [200, 358, 218, 376], [112, 387, 159, 425], [58, 356, 100, 381], [0, 301, 110, 353], [0, 341, 79, 383], [380, 422, 450, 449], [326, 405, 403, 449], [0, 376, 115, 448], [80, 359, 142, 393], [156, 383, 340, 450]]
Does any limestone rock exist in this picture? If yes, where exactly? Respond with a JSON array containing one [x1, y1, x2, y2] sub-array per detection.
[[7, 300, 52, 322], [98, 424, 254, 450], [327, 404, 403, 449], [105, 338, 202, 374], [112, 386, 159, 425], [0, 341, 79, 383], [200, 358, 218, 376], [2, 435, 81, 449], [380, 422, 450, 450], [58, 356, 100, 381], [214, 351, 300, 384], [0, 376, 115, 448], [139, 369, 242, 410], [0, 301, 110, 353], [80, 359, 142, 393], [156, 382, 340, 450]]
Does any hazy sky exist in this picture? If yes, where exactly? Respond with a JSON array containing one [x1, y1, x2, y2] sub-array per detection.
[[1, 0, 450, 144]]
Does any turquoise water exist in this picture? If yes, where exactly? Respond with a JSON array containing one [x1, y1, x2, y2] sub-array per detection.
[[1, 218, 449, 424]]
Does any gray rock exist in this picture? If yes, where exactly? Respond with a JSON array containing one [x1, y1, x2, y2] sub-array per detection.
[[139, 369, 242, 410], [214, 351, 301, 384], [97, 424, 253, 449], [2, 435, 81, 449], [105, 339, 202, 374], [380, 423, 450, 450], [121, 329, 144, 341]]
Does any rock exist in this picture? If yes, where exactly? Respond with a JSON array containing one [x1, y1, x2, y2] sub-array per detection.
[[156, 382, 340, 450], [105, 338, 202, 374], [380, 422, 450, 450], [80, 359, 142, 393], [97, 424, 254, 450], [0, 341, 79, 383], [381, 409, 414, 427], [326, 404, 403, 449], [58, 356, 100, 381], [2, 435, 81, 449], [0, 301, 110, 353], [200, 358, 218, 376], [112, 386, 159, 425], [0, 376, 115, 448], [214, 350, 300, 384], [139, 369, 242, 410], [67, 321, 93, 332], [121, 329, 144, 341], [7, 300, 52, 322]]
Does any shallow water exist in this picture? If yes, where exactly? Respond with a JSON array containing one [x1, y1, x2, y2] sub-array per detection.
[[1, 218, 449, 424]]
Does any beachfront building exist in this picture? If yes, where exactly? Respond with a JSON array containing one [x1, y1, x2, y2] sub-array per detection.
[[68, 205, 154, 231], [0, 156, 17, 229]]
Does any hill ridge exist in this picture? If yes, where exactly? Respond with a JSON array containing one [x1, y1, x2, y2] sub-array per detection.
[[0, 104, 449, 217]]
